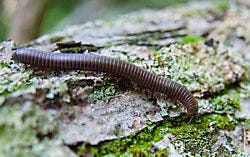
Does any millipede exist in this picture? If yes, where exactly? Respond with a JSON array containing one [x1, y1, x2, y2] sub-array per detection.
[[12, 48, 198, 117]]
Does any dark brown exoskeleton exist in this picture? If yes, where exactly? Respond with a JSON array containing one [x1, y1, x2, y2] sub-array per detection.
[[12, 48, 198, 118]]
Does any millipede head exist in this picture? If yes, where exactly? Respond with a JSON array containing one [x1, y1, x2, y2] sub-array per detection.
[[11, 50, 19, 61], [186, 101, 199, 117], [12, 48, 28, 62]]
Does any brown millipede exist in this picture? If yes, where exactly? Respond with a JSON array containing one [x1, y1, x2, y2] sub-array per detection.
[[12, 48, 198, 117]]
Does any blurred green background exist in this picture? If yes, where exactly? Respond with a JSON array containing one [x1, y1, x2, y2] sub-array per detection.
[[0, 0, 190, 44]]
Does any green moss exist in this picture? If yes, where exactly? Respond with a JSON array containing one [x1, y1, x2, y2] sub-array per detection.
[[179, 36, 205, 44], [77, 120, 169, 156], [77, 113, 236, 156], [168, 114, 234, 155], [87, 81, 119, 103]]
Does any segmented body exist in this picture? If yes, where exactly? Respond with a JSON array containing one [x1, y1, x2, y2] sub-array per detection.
[[12, 48, 198, 116]]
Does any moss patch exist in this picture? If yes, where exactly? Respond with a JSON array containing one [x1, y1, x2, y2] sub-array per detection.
[[77, 112, 236, 156], [178, 36, 205, 44]]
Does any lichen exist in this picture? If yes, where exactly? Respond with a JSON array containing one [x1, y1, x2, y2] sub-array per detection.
[[0, 102, 75, 157], [87, 80, 119, 103], [210, 93, 240, 115], [146, 42, 245, 97], [198, 83, 248, 115], [0, 61, 71, 105], [0, 62, 33, 105], [38, 77, 70, 102]]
